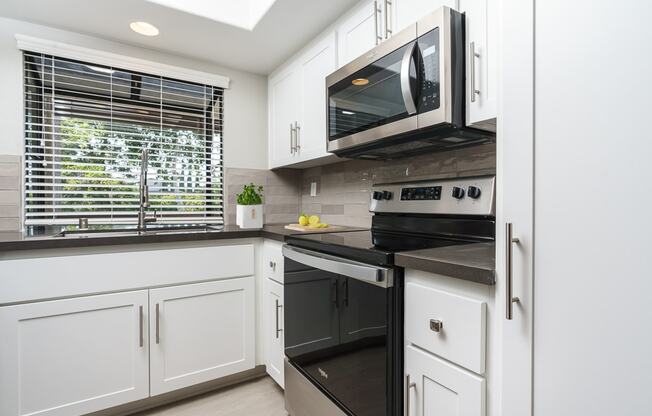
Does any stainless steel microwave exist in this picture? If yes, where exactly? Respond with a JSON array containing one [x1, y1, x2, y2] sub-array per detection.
[[326, 7, 494, 159]]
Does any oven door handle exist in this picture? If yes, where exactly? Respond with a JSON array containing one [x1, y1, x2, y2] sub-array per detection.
[[400, 40, 418, 115], [282, 245, 394, 288]]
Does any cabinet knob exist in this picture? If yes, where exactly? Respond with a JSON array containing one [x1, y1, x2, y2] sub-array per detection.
[[429, 319, 443, 333], [269, 261, 276, 271]]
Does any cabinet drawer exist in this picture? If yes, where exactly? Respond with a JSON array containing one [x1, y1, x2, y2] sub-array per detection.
[[263, 239, 284, 283], [405, 281, 486, 374]]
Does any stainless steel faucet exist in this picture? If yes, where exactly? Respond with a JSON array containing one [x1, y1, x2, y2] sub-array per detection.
[[137, 149, 156, 230]]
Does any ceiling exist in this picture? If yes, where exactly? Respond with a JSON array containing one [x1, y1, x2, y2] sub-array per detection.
[[0, 0, 357, 74]]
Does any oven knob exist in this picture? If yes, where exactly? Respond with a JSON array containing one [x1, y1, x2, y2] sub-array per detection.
[[452, 186, 465, 199], [372, 191, 383, 200], [382, 191, 393, 200], [467, 186, 481, 199]]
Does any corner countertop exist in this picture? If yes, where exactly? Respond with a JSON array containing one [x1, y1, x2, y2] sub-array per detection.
[[395, 242, 495, 285], [0, 224, 367, 253]]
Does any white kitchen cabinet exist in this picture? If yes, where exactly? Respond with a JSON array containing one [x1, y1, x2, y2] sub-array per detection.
[[269, 66, 301, 168], [149, 278, 255, 396], [268, 33, 337, 169], [264, 278, 285, 388], [392, 0, 458, 34], [405, 281, 486, 374], [0, 291, 149, 416], [337, 0, 380, 65], [459, 0, 497, 130], [297, 32, 337, 162], [405, 345, 485, 416], [497, 0, 534, 415], [263, 239, 284, 284]]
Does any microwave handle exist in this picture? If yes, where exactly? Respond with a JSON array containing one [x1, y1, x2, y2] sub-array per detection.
[[400, 41, 418, 115]]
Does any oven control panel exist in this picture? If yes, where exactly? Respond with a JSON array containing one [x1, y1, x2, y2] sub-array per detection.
[[370, 176, 495, 216], [400, 186, 442, 201]]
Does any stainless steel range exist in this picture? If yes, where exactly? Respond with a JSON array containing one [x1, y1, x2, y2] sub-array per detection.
[[281, 175, 496, 416]]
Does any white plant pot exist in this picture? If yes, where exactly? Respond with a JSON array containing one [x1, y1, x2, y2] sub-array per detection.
[[236, 204, 264, 229]]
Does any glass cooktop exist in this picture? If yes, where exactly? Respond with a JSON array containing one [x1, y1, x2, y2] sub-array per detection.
[[286, 230, 469, 266]]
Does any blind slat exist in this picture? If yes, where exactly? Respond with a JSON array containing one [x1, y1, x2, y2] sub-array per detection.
[[24, 52, 224, 225]]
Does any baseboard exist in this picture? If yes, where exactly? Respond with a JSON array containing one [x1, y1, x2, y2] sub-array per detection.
[[87, 365, 268, 416]]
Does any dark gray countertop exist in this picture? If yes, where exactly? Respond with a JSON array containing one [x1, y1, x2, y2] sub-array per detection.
[[0, 224, 366, 252], [395, 242, 496, 285]]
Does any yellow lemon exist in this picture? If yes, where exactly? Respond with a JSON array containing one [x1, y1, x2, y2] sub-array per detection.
[[298, 214, 309, 226], [309, 215, 320, 225]]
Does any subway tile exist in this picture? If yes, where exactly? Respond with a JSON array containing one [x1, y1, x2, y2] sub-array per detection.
[[0, 163, 20, 177], [0, 218, 20, 231], [321, 204, 344, 215], [0, 176, 20, 190], [0, 190, 20, 205], [0, 155, 20, 164], [0, 205, 20, 218]]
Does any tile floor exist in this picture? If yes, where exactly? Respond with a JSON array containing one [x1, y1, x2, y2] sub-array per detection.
[[134, 377, 287, 416]]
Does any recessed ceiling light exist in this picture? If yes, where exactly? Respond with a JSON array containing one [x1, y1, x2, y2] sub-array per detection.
[[130, 21, 160, 37], [352, 78, 369, 86]]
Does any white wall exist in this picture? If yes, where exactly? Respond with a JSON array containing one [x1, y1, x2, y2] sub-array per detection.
[[534, 0, 652, 415], [0, 17, 268, 170]]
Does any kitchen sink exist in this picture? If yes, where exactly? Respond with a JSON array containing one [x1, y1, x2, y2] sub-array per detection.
[[52, 224, 224, 238]]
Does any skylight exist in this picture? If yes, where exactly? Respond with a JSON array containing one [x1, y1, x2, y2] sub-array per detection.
[[145, 0, 277, 31]]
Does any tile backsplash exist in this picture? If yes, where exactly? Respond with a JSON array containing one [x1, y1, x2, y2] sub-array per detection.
[[224, 167, 301, 226], [299, 144, 496, 228], [0, 155, 21, 231], [224, 144, 495, 228]]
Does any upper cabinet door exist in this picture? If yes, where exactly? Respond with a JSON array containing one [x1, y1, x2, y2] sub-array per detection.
[[297, 33, 337, 161], [337, 0, 380, 65], [392, 0, 458, 34], [269, 66, 301, 169], [149, 278, 255, 396], [0, 291, 149, 416], [459, 0, 497, 130]]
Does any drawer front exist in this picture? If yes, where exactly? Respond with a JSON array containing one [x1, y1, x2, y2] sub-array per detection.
[[405, 281, 486, 374], [263, 239, 284, 283]]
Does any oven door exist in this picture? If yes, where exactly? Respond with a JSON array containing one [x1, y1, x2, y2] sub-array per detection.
[[283, 245, 398, 416], [326, 25, 419, 153]]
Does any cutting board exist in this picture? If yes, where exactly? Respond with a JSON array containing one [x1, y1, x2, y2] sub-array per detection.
[[284, 224, 347, 232]]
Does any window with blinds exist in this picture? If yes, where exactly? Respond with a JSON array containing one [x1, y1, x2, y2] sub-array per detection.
[[23, 51, 224, 225]]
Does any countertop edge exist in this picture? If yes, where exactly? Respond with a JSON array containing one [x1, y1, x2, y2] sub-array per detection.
[[395, 251, 496, 286], [0, 225, 365, 252]]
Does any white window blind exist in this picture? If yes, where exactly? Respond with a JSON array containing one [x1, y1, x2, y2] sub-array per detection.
[[23, 51, 224, 225]]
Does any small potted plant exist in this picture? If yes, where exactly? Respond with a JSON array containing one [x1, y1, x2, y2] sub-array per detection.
[[236, 183, 264, 229]]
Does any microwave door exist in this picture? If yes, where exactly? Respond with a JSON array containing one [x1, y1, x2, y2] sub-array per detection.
[[327, 40, 419, 152]]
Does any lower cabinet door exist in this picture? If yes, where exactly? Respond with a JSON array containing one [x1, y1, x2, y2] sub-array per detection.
[[265, 279, 284, 388], [405, 345, 485, 416], [0, 291, 149, 416], [149, 278, 255, 395]]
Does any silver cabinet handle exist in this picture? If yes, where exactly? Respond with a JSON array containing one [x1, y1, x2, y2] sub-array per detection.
[[470, 41, 481, 102], [384, 0, 392, 39], [295, 122, 301, 152], [139, 305, 144, 348], [374, 1, 383, 45], [400, 41, 418, 115], [429, 319, 443, 333], [506, 223, 521, 320], [405, 374, 416, 416], [275, 299, 283, 339], [155, 303, 161, 344], [289, 123, 295, 154]]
